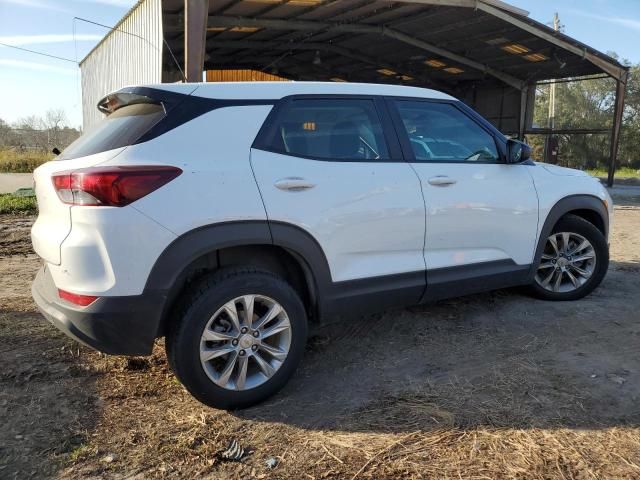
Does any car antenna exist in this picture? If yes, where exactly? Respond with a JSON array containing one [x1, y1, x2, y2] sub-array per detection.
[[73, 16, 187, 83]]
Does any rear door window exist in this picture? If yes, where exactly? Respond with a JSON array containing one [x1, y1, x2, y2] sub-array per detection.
[[262, 98, 390, 161], [58, 102, 165, 160]]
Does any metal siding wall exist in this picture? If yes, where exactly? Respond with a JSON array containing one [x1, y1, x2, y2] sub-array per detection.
[[463, 85, 521, 135], [80, 0, 162, 130]]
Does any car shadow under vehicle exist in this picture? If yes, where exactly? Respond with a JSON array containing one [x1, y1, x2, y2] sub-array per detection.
[[236, 263, 640, 433]]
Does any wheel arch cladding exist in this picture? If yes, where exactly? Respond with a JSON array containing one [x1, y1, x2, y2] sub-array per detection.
[[564, 208, 606, 236], [530, 195, 608, 279], [144, 221, 333, 337]]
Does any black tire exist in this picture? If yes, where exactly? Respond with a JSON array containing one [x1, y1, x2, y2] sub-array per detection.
[[166, 267, 308, 409], [529, 214, 609, 301]]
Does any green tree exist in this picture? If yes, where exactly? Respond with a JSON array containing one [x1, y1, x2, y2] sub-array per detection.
[[529, 58, 639, 171]]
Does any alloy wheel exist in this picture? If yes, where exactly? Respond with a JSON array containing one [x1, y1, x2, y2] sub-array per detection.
[[535, 231, 596, 293], [199, 295, 291, 391]]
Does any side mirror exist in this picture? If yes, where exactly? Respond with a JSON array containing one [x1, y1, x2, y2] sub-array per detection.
[[506, 139, 531, 164], [52, 147, 61, 156]]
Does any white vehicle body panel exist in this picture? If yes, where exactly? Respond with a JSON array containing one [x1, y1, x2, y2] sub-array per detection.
[[528, 163, 613, 241], [30, 82, 612, 304], [31, 148, 126, 265], [116, 105, 272, 236], [251, 149, 426, 282], [411, 163, 539, 268], [49, 206, 176, 296], [42, 104, 273, 296]]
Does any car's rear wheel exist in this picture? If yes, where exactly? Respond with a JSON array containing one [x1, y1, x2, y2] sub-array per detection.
[[530, 214, 608, 301], [166, 268, 308, 409]]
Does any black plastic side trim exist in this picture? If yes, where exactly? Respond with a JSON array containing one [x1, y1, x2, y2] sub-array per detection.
[[144, 220, 427, 326], [423, 260, 531, 302], [528, 195, 608, 280], [269, 222, 426, 317], [145, 222, 273, 293], [327, 271, 426, 317], [32, 266, 163, 355]]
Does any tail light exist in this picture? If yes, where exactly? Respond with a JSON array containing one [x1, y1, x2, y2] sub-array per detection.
[[58, 289, 98, 307], [52, 166, 182, 207]]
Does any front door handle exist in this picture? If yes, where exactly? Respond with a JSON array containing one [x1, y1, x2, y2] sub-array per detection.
[[428, 175, 457, 186], [274, 177, 316, 191]]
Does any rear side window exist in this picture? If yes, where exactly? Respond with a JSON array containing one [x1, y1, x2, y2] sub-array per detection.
[[394, 100, 499, 163], [264, 99, 389, 161], [59, 103, 165, 160]]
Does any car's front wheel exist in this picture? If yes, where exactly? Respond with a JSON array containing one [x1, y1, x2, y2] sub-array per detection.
[[530, 214, 609, 301], [166, 268, 308, 409]]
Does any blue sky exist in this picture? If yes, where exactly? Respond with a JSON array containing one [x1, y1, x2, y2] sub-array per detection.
[[1, 0, 639, 128]]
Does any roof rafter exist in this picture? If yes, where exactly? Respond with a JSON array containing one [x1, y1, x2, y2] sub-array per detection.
[[207, 39, 452, 89], [202, 15, 526, 89], [475, 2, 627, 82], [389, 0, 529, 17]]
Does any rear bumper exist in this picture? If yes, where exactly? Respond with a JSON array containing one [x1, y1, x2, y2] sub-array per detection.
[[32, 266, 165, 355]]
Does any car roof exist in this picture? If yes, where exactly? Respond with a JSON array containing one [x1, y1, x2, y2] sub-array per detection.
[[138, 81, 456, 101]]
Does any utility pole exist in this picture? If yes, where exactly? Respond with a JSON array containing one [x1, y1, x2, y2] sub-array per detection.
[[548, 12, 560, 131], [545, 12, 561, 164]]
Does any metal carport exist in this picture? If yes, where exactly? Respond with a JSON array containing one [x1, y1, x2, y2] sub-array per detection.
[[81, 0, 629, 185]]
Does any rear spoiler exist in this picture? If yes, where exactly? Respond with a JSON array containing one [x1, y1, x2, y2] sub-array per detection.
[[97, 92, 162, 115]]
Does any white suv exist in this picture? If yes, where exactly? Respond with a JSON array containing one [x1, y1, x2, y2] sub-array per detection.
[[31, 82, 613, 409]]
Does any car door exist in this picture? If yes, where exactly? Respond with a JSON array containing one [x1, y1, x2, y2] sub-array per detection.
[[387, 98, 539, 283], [250, 95, 426, 292]]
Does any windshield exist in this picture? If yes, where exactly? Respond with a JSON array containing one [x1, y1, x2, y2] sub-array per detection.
[[58, 102, 165, 160]]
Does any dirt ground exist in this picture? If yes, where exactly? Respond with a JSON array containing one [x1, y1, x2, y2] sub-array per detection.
[[1, 197, 639, 479]]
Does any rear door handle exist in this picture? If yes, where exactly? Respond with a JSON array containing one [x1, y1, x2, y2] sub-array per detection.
[[274, 177, 316, 191], [428, 175, 457, 186]]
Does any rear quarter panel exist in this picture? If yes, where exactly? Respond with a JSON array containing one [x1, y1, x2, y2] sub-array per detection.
[[107, 104, 274, 235], [31, 149, 126, 265]]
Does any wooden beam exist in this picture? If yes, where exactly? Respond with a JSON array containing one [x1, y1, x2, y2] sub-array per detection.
[[205, 15, 525, 89], [184, 0, 209, 82]]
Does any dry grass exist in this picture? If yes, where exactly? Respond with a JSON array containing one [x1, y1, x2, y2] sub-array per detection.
[[0, 148, 51, 173], [586, 167, 640, 179], [3, 207, 640, 479], [55, 343, 640, 480]]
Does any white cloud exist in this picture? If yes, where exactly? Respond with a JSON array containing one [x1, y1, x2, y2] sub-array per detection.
[[84, 0, 137, 7], [604, 17, 640, 31], [3, 0, 70, 12], [5, 0, 136, 13], [0, 34, 104, 46], [567, 9, 640, 32], [0, 59, 78, 75]]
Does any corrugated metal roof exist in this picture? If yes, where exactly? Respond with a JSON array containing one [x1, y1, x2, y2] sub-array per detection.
[[83, 0, 627, 91], [156, 0, 627, 90]]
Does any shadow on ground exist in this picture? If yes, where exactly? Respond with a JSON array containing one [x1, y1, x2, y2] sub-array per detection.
[[2, 210, 639, 478], [0, 310, 101, 479], [237, 260, 640, 433]]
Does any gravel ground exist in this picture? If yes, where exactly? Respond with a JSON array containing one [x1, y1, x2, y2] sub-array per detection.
[[1, 204, 639, 479]]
